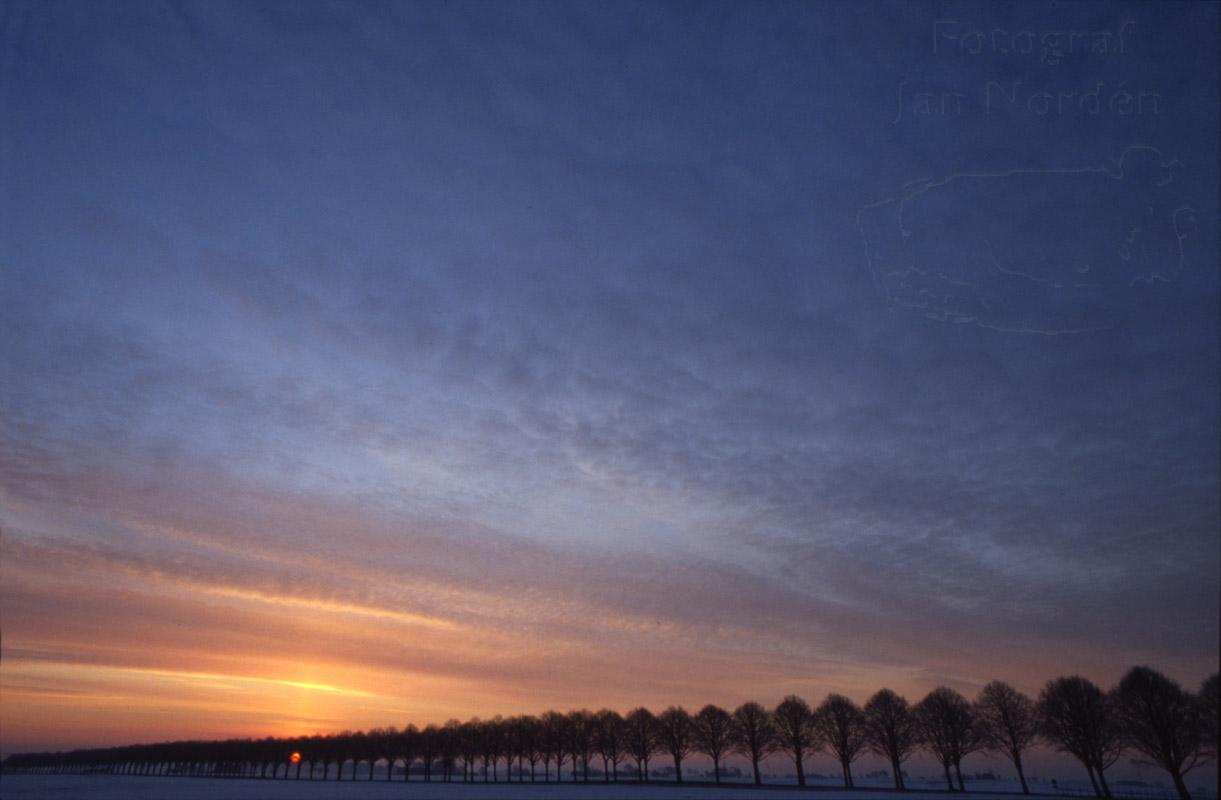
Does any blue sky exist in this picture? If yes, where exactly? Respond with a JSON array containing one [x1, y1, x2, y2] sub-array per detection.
[[1, 0, 1218, 759]]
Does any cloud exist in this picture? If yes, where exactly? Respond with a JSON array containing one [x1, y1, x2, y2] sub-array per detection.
[[1, 0, 1216, 755]]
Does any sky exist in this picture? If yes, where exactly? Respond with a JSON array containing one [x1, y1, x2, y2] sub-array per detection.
[[1, 0, 1218, 772]]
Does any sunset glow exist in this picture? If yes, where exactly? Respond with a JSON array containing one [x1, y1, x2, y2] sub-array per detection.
[[1, 1, 1217, 788]]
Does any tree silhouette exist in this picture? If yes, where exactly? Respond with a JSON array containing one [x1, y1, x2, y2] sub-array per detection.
[[307, 733, 325, 780], [457, 719, 478, 782], [332, 731, 353, 780], [419, 724, 439, 782], [656, 706, 694, 783], [1039, 675, 1122, 798], [693, 704, 734, 784], [731, 701, 775, 786], [566, 710, 595, 782], [1112, 666, 1206, 800], [518, 715, 543, 781], [594, 709, 626, 781], [440, 719, 461, 781], [289, 736, 307, 780], [624, 707, 658, 781], [815, 694, 868, 788], [915, 686, 983, 792], [9, 665, 1219, 792], [863, 688, 918, 790], [975, 681, 1039, 795], [541, 710, 565, 782], [487, 717, 508, 781], [398, 725, 418, 781], [352, 729, 374, 780], [773, 694, 816, 787], [322, 737, 341, 781], [1199, 674, 1218, 763]]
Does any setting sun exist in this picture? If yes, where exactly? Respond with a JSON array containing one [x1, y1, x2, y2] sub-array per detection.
[[0, 2, 1218, 800]]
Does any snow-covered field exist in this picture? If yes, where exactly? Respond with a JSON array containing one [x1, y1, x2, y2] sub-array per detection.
[[0, 775, 1203, 800], [0, 775, 1014, 800]]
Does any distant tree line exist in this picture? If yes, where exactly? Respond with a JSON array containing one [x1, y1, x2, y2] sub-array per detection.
[[3, 667, 1215, 800]]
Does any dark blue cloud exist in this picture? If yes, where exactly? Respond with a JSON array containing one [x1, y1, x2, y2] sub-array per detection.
[[2, 0, 1217, 705]]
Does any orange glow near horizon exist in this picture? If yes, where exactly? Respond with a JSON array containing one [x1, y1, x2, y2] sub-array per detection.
[[4, 1, 1220, 790], [2, 485, 1215, 756]]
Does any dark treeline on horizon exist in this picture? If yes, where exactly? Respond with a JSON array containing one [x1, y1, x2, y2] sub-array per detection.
[[4, 667, 1216, 800]]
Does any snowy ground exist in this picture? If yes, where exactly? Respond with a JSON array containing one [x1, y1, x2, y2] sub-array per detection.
[[0, 775, 1034, 800], [0, 775, 1203, 800]]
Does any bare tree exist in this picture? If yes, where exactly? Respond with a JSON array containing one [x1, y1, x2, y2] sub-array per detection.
[[419, 725, 439, 782], [565, 710, 595, 782], [624, 707, 658, 781], [440, 720, 462, 782], [20, 664, 1220, 793], [594, 709, 626, 782], [863, 689, 918, 790], [656, 706, 694, 783], [815, 694, 867, 788], [367, 727, 396, 781], [333, 730, 355, 780], [975, 681, 1039, 795], [519, 716, 542, 781], [541, 710, 565, 782], [457, 720, 478, 782], [1200, 674, 1218, 764], [478, 718, 501, 781], [693, 704, 734, 784], [732, 701, 775, 786], [915, 687, 983, 792], [773, 695, 816, 787], [1112, 666, 1206, 800], [1039, 676, 1122, 798]]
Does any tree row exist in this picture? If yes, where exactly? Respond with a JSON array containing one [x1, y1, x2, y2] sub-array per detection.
[[4, 666, 1216, 800]]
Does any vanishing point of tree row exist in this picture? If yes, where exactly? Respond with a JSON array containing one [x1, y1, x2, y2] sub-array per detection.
[[3, 667, 1216, 800]]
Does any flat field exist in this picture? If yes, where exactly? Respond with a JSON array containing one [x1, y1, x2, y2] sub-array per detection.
[[0, 775, 1196, 800]]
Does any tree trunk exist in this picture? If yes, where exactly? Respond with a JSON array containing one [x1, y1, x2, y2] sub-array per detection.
[[1097, 764, 1113, 799], [795, 752, 806, 788], [1014, 754, 1028, 795], [673, 753, 682, 783], [890, 756, 903, 790], [752, 754, 761, 785], [942, 762, 954, 792], [1085, 763, 1101, 798], [714, 755, 721, 784], [954, 760, 965, 792], [1170, 766, 1191, 800]]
